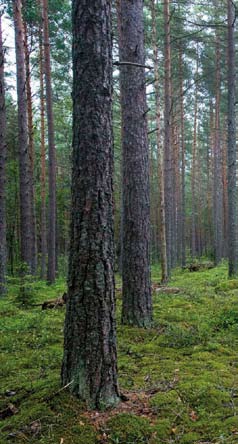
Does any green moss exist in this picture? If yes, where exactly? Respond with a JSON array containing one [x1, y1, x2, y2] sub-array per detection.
[[1, 265, 238, 443], [70, 423, 98, 443], [177, 380, 231, 412], [106, 413, 153, 444], [149, 390, 181, 413], [180, 431, 201, 443], [153, 419, 171, 440], [215, 279, 238, 292]]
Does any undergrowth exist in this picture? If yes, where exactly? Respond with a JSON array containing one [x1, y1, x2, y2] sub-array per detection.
[[1, 263, 238, 443]]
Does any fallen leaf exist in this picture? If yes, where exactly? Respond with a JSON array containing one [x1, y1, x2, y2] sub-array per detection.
[[189, 410, 198, 421]]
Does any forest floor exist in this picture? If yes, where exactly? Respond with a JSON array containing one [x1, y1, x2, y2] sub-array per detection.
[[1, 262, 238, 443]]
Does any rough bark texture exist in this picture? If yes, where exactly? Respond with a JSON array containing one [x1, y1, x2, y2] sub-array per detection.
[[213, 32, 223, 265], [179, 47, 186, 267], [39, 27, 47, 279], [42, 0, 56, 284], [13, 0, 33, 272], [117, 0, 152, 327], [151, 0, 168, 284], [0, 14, 7, 295], [163, 0, 172, 274], [23, 19, 37, 274], [191, 47, 198, 259], [227, 0, 238, 277], [222, 125, 228, 256], [62, 0, 119, 409]]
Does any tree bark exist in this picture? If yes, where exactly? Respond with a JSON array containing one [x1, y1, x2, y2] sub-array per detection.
[[62, 0, 119, 409], [39, 25, 47, 279], [23, 18, 37, 274], [213, 31, 223, 265], [191, 46, 198, 259], [163, 0, 173, 274], [222, 124, 228, 257], [42, 0, 56, 284], [151, 0, 168, 284], [0, 14, 7, 295], [227, 0, 237, 277], [13, 0, 33, 273], [179, 46, 186, 267], [117, 0, 152, 327]]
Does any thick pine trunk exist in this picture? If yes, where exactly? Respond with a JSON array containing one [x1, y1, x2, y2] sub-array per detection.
[[39, 27, 47, 279], [227, 0, 238, 277], [42, 0, 56, 284], [62, 0, 119, 409], [151, 0, 168, 284], [117, 0, 152, 327], [0, 15, 7, 295], [13, 0, 33, 273]]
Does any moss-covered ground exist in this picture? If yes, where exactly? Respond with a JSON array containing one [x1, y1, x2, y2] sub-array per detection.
[[1, 263, 238, 443]]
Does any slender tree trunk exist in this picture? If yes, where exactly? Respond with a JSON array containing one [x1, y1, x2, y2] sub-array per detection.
[[13, 0, 33, 273], [191, 46, 198, 259], [227, 0, 237, 277], [39, 26, 47, 279], [222, 124, 228, 256], [163, 0, 172, 274], [196, 148, 203, 256], [213, 31, 223, 265], [173, 118, 180, 264], [23, 19, 37, 274], [179, 47, 186, 267], [117, 0, 152, 327], [0, 14, 7, 295], [151, 0, 168, 284], [42, 0, 56, 283], [62, 0, 119, 409], [207, 100, 214, 256]]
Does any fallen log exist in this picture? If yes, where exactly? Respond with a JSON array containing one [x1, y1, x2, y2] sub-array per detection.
[[32, 292, 68, 310], [155, 287, 181, 294], [183, 262, 214, 272]]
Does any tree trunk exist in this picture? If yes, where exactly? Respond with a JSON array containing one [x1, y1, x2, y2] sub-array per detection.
[[222, 124, 228, 257], [179, 46, 186, 267], [151, 0, 168, 284], [213, 31, 223, 265], [42, 0, 56, 284], [0, 14, 7, 295], [39, 25, 47, 279], [163, 0, 173, 274], [23, 18, 37, 274], [191, 46, 198, 259], [117, 0, 152, 327], [227, 0, 238, 277], [62, 0, 119, 409], [13, 0, 33, 273]]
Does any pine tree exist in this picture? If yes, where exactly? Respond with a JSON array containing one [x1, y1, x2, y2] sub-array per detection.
[[117, 0, 152, 327], [13, 0, 34, 273], [42, 0, 56, 284], [227, 0, 237, 277], [0, 13, 7, 295], [62, 0, 119, 409]]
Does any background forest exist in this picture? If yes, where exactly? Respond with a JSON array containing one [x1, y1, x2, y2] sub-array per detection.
[[0, 0, 238, 443], [0, 0, 237, 281]]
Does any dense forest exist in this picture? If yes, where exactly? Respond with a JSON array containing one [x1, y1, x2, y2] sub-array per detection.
[[0, 0, 238, 443]]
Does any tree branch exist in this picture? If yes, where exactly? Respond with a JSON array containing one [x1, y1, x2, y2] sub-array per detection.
[[113, 61, 153, 70]]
